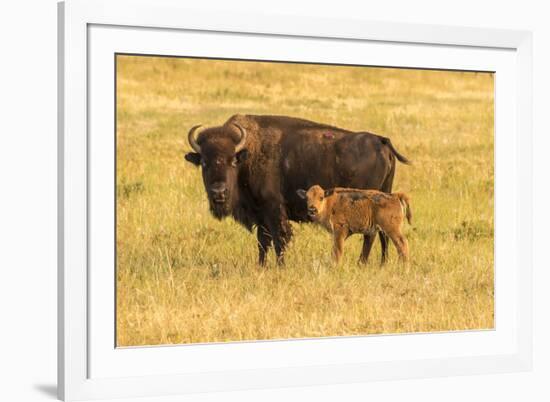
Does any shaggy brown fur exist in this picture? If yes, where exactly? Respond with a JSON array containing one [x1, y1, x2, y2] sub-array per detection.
[[297, 185, 412, 264], [185, 114, 410, 265]]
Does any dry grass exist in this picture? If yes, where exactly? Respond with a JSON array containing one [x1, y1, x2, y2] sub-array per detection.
[[116, 56, 494, 346]]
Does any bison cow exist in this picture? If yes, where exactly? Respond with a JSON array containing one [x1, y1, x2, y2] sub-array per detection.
[[184, 114, 410, 266]]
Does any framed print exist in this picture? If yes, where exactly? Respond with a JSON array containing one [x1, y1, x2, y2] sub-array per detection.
[[58, 0, 533, 400]]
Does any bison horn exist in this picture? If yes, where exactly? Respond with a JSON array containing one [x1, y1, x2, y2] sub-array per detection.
[[233, 124, 248, 152], [188, 125, 204, 153]]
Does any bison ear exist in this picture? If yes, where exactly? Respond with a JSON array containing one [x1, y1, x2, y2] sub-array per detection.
[[184, 152, 201, 166], [236, 149, 248, 163], [296, 189, 307, 199]]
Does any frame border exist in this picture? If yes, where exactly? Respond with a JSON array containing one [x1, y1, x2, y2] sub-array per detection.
[[58, 0, 532, 400]]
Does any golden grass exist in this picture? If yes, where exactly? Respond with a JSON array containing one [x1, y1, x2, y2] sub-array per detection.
[[116, 55, 494, 346]]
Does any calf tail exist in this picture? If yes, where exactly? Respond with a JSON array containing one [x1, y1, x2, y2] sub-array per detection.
[[395, 192, 412, 225]]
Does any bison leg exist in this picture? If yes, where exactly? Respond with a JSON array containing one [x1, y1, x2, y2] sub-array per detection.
[[378, 163, 395, 265], [257, 225, 272, 266], [379, 231, 389, 264], [359, 233, 375, 264], [272, 220, 292, 265], [259, 201, 293, 266], [265, 210, 292, 266]]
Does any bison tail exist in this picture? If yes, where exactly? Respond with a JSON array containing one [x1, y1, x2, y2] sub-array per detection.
[[380, 136, 411, 165], [395, 193, 412, 225]]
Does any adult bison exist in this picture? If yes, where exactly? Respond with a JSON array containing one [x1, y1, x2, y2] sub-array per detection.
[[184, 114, 410, 266]]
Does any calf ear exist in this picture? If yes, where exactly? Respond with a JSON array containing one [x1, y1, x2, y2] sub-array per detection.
[[296, 189, 307, 199], [184, 152, 201, 166], [236, 149, 248, 163]]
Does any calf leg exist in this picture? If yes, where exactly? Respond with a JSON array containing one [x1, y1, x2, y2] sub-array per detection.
[[333, 226, 348, 265], [257, 225, 272, 266], [387, 230, 409, 263], [398, 234, 410, 263]]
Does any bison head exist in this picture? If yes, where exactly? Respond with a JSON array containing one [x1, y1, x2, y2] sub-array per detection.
[[184, 123, 248, 219], [297, 185, 331, 221]]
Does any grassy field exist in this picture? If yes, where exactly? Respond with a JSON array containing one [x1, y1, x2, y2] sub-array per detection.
[[116, 55, 494, 346]]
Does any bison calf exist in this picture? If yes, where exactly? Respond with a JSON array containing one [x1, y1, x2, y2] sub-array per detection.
[[297, 185, 412, 264]]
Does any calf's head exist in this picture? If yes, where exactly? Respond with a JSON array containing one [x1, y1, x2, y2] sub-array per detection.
[[184, 124, 248, 219], [297, 185, 331, 221]]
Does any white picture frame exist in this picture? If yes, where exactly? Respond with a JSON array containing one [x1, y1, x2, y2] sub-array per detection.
[[58, 0, 533, 400]]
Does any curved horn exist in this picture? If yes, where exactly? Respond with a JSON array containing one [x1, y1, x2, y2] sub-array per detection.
[[188, 125, 204, 153], [233, 124, 248, 152]]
